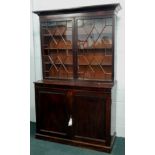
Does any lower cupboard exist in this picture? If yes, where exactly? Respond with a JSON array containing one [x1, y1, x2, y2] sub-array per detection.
[[35, 81, 116, 152]]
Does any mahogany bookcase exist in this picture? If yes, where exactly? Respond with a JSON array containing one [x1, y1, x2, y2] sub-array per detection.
[[33, 3, 121, 152]]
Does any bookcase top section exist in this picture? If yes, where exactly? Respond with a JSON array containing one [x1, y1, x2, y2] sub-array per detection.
[[33, 3, 121, 16]]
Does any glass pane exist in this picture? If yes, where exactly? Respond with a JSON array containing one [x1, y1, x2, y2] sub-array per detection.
[[77, 18, 113, 81], [41, 20, 73, 79]]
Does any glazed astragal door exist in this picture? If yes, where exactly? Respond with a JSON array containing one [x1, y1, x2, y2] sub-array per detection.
[[76, 17, 113, 81], [40, 16, 114, 81], [40, 19, 74, 79]]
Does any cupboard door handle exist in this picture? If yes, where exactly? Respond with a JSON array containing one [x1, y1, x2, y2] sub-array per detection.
[[68, 116, 72, 126]]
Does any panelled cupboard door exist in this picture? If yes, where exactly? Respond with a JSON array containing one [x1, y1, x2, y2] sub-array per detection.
[[73, 91, 106, 141], [36, 88, 68, 137]]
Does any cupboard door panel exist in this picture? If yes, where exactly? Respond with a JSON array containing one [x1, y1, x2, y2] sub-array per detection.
[[73, 91, 106, 140], [37, 89, 68, 136]]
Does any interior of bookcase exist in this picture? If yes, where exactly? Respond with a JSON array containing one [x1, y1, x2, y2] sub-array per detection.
[[41, 17, 113, 81]]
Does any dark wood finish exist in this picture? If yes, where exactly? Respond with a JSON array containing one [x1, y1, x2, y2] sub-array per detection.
[[35, 82, 114, 152], [34, 4, 120, 153], [33, 3, 121, 15], [73, 91, 106, 140], [37, 4, 120, 82], [35, 80, 114, 92], [35, 133, 116, 153], [36, 88, 68, 135]]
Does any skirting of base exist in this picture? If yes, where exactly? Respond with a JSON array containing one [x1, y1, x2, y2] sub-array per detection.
[[35, 133, 116, 153]]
